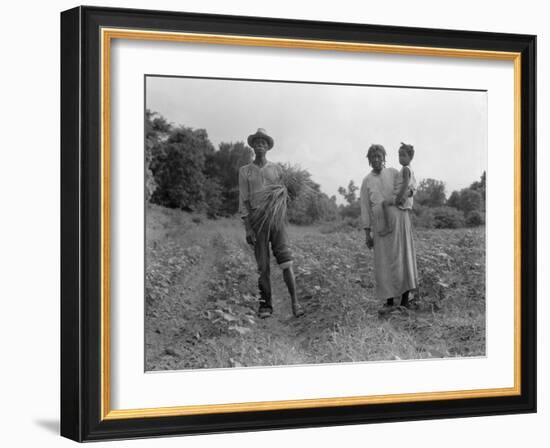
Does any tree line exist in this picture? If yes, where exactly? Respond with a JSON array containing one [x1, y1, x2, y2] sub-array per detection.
[[414, 174, 486, 228], [337, 173, 486, 229], [147, 109, 485, 229], [145, 110, 338, 224]]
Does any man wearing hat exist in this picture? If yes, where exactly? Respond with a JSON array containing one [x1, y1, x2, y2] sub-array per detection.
[[238, 128, 304, 319]]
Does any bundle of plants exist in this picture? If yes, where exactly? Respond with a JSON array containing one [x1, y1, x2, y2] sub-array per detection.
[[280, 163, 313, 200], [249, 165, 315, 234], [249, 184, 289, 234]]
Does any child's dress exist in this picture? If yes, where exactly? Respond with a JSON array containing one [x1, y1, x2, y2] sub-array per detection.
[[393, 165, 416, 210]]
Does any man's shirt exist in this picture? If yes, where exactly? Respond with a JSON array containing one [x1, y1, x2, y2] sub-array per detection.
[[238, 161, 283, 219]]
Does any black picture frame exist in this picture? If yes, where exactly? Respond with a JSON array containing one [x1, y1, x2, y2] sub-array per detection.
[[61, 5, 536, 442]]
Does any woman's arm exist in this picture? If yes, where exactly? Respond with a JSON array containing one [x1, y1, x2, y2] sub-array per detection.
[[360, 178, 374, 248], [360, 177, 372, 229]]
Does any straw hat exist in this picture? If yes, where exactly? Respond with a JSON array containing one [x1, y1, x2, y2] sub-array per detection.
[[247, 128, 274, 149]]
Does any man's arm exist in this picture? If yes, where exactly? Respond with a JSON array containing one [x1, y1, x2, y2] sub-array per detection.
[[238, 166, 249, 221], [238, 167, 256, 245]]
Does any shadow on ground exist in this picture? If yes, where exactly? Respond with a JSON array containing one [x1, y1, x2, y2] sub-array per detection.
[[34, 419, 59, 435]]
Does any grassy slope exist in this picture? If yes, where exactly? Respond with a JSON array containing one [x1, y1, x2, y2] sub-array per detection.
[[145, 204, 485, 371]]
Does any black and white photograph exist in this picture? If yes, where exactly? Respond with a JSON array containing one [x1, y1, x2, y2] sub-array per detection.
[[1, 0, 544, 444], [144, 75, 487, 371]]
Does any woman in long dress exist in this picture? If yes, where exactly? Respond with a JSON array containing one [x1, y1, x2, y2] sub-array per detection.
[[359, 144, 418, 312]]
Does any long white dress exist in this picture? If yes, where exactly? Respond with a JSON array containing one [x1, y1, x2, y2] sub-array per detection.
[[360, 167, 419, 299]]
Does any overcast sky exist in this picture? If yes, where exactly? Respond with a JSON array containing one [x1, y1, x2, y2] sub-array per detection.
[[146, 76, 487, 203]]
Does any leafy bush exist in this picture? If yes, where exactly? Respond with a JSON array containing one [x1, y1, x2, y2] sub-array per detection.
[[279, 163, 314, 200], [413, 210, 435, 229], [469, 171, 486, 208], [205, 141, 252, 215], [457, 188, 482, 214], [288, 192, 338, 225], [338, 201, 361, 220], [411, 203, 434, 228], [319, 217, 360, 234], [145, 110, 171, 201], [448, 171, 486, 215], [431, 206, 465, 229], [447, 190, 460, 209], [204, 178, 223, 219], [415, 178, 446, 207], [465, 210, 485, 227], [337, 180, 359, 205], [150, 126, 216, 210], [145, 109, 486, 231], [337, 180, 361, 220], [283, 164, 339, 225]]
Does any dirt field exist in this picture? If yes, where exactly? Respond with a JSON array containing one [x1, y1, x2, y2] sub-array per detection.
[[145, 204, 486, 371]]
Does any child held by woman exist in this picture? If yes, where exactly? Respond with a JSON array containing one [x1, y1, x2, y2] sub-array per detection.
[[379, 142, 417, 236]]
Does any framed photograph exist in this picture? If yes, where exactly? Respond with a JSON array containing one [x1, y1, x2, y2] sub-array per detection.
[[60, 6, 536, 442]]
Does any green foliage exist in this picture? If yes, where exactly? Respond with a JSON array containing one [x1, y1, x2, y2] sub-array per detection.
[[418, 173, 486, 229], [337, 180, 361, 219], [412, 203, 435, 228], [469, 171, 486, 207], [150, 125, 215, 210], [338, 201, 361, 220], [337, 180, 359, 205], [287, 193, 317, 225], [447, 183, 484, 226], [145, 109, 171, 201], [145, 109, 171, 139], [281, 164, 339, 225], [431, 206, 465, 229], [447, 172, 486, 217], [145, 109, 485, 231], [206, 142, 252, 215], [447, 190, 460, 209], [145, 111, 334, 224], [414, 204, 465, 229], [457, 188, 482, 214], [204, 177, 223, 219], [465, 210, 485, 227], [415, 178, 446, 207], [279, 163, 313, 200], [288, 191, 339, 225], [319, 217, 361, 233]]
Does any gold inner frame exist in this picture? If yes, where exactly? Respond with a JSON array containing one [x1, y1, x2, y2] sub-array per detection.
[[100, 28, 522, 421]]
